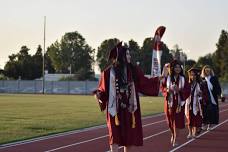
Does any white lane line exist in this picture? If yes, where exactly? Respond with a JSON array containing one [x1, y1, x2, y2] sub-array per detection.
[[115, 107, 228, 152], [143, 120, 166, 127], [0, 125, 106, 149], [220, 108, 228, 113], [170, 110, 228, 152], [0, 113, 164, 149], [113, 129, 170, 152], [144, 129, 169, 140], [221, 103, 228, 107], [44, 120, 167, 152], [2, 105, 227, 150], [170, 119, 228, 152], [45, 135, 109, 152]]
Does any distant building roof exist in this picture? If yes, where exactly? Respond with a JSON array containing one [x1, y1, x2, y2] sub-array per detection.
[[44, 74, 74, 81]]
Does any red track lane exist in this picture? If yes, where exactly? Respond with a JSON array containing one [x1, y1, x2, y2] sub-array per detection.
[[0, 103, 228, 152]]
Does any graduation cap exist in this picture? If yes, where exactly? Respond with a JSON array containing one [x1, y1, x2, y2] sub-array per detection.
[[187, 67, 201, 74], [108, 41, 128, 63], [108, 42, 122, 62], [170, 59, 181, 68], [187, 67, 201, 82]]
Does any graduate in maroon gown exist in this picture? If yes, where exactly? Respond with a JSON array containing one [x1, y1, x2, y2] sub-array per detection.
[[94, 42, 161, 152], [161, 60, 190, 147], [185, 67, 204, 138]]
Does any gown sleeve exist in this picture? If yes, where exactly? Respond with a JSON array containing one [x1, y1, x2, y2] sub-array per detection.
[[179, 79, 190, 101], [136, 66, 160, 96], [213, 76, 222, 96], [160, 78, 168, 98], [93, 71, 108, 111]]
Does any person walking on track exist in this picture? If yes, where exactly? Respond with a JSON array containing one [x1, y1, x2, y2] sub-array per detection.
[[161, 60, 190, 147], [94, 42, 164, 152]]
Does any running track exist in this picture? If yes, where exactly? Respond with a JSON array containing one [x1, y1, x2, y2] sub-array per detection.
[[1, 102, 228, 152]]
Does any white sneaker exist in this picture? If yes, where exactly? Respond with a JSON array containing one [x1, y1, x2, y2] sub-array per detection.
[[201, 126, 206, 130], [187, 134, 192, 139], [172, 142, 179, 147], [207, 125, 211, 131], [192, 135, 196, 138]]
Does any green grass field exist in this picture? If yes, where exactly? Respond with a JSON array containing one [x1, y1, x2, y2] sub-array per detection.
[[0, 94, 164, 145]]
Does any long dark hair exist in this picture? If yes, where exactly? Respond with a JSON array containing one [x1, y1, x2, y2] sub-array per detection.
[[114, 49, 138, 88], [189, 71, 201, 84], [169, 61, 185, 83]]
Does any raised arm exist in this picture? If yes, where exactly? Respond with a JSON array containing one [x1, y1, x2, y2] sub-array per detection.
[[136, 66, 160, 96]]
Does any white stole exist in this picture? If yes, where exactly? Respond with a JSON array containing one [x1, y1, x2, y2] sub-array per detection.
[[108, 67, 138, 117], [108, 68, 117, 117], [166, 75, 185, 108], [128, 82, 137, 113], [205, 76, 217, 105], [185, 83, 203, 117]]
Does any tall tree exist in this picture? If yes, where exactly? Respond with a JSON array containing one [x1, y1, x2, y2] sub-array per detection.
[[47, 31, 95, 80], [127, 39, 141, 65], [4, 46, 36, 80], [222, 39, 228, 80], [17, 46, 33, 79], [140, 37, 153, 74], [160, 43, 173, 69], [4, 54, 20, 79], [197, 29, 228, 81], [196, 53, 214, 69], [213, 30, 228, 78], [46, 41, 61, 72], [44, 52, 55, 74], [32, 45, 43, 78]]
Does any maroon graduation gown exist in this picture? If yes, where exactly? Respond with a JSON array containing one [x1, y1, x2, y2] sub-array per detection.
[[186, 82, 205, 127], [96, 65, 159, 146], [161, 76, 190, 130]]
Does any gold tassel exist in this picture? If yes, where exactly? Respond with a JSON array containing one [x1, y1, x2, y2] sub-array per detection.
[[132, 112, 136, 128], [115, 115, 119, 126]]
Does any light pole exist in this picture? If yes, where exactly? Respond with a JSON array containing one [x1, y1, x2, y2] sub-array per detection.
[[179, 50, 186, 72], [42, 16, 46, 94]]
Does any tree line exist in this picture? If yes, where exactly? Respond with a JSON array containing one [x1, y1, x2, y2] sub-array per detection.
[[0, 29, 227, 81]]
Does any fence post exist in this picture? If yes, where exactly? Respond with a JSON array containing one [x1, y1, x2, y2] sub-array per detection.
[[68, 80, 70, 94], [51, 81, 54, 94], [2, 80, 5, 93], [34, 80, 36, 94], [17, 80, 20, 93], [85, 80, 87, 95]]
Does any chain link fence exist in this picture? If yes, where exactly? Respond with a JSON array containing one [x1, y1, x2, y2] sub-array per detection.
[[0, 80, 227, 96], [0, 80, 98, 94]]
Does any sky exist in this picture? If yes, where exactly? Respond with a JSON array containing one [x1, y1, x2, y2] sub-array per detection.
[[0, 0, 227, 70]]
